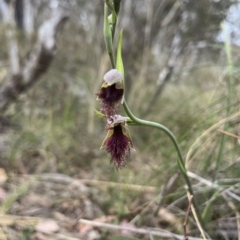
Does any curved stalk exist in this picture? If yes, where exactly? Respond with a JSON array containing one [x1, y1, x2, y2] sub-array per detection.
[[123, 100, 203, 226]]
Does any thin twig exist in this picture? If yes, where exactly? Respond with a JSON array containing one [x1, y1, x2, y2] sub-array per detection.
[[218, 158, 240, 173], [187, 192, 209, 240], [184, 195, 193, 240], [218, 129, 240, 139], [154, 173, 179, 216], [186, 111, 240, 168], [154, 184, 165, 216], [79, 219, 206, 240], [129, 200, 155, 224], [188, 171, 240, 202], [220, 193, 240, 240], [161, 0, 182, 27], [37, 173, 157, 192], [78, 179, 156, 192]]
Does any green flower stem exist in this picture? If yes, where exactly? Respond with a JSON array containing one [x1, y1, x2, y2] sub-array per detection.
[[123, 100, 203, 226], [103, 0, 204, 231], [105, 0, 117, 40], [104, 3, 115, 68], [109, 52, 115, 69], [112, 22, 116, 41]]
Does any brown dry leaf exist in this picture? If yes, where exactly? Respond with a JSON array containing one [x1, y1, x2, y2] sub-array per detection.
[[35, 219, 60, 234], [0, 169, 7, 186]]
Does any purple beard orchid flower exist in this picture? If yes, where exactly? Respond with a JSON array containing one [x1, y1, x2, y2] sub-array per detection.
[[101, 115, 134, 168], [97, 69, 124, 117]]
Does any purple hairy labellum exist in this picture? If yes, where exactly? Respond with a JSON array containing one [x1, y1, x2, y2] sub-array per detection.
[[101, 115, 134, 168], [97, 69, 124, 117]]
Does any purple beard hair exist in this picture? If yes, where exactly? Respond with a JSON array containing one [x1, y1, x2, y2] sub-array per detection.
[[97, 84, 123, 117], [104, 124, 131, 168]]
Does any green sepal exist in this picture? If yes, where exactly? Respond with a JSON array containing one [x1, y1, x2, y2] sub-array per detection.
[[94, 109, 106, 119], [116, 30, 124, 103], [100, 129, 114, 149], [116, 29, 124, 76]]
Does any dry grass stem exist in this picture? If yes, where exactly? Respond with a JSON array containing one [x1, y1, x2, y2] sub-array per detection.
[[186, 192, 209, 240], [79, 219, 206, 240], [188, 171, 240, 202], [186, 111, 240, 169], [0, 214, 39, 227], [218, 129, 240, 139], [183, 195, 193, 240], [37, 173, 157, 192]]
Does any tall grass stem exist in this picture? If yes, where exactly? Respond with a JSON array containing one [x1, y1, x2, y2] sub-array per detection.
[[214, 22, 233, 181]]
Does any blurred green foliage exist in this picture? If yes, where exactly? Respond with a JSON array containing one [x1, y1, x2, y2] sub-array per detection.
[[0, 0, 240, 238]]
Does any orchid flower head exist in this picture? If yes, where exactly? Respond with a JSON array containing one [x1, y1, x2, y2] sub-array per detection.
[[97, 69, 124, 117], [101, 115, 134, 168]]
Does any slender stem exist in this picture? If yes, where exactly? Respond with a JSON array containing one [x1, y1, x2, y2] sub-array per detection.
[[105, 1, 117, 43], [109, 52, 115, 69], [104, 3, 115, 69], [112, 10, 117, 41], [112, 24, 116, 41], [123, 100, 203, 226]]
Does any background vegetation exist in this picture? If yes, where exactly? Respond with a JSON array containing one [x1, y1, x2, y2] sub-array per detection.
[[0, 0, 240, 239]]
